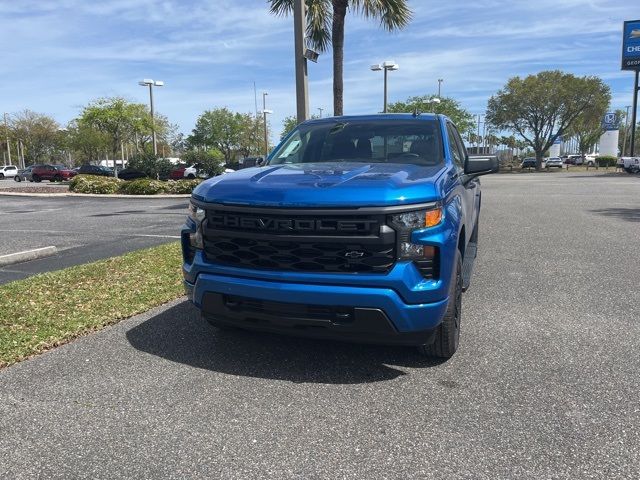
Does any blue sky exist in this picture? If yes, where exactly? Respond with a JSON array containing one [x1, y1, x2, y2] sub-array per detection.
[[0, 0, 637, 142]]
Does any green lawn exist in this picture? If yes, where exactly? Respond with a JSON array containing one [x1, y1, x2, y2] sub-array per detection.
[[0, 242, 184, 368]]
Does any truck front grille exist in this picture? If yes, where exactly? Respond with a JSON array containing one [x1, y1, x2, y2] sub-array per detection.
[[202, 208, 395, 274]]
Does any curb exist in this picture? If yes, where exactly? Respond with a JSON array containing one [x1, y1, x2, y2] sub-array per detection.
[[0, 191, 191, 199], [0, 246, 58, 267]]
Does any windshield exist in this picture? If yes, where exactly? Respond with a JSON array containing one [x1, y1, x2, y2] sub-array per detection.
[[269, 119, 444, 167]]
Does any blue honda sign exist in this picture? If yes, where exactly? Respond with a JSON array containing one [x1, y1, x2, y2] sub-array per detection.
[[622, 19, 640, 70], [601, 112, 620, 131]]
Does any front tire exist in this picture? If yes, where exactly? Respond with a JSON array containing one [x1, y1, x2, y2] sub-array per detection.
[[0, 173, 4, 179], [52, 175, 62, 182], [14, 175, 22, 182], [32, 174, 41, 183], [418, 250, 462, 359]]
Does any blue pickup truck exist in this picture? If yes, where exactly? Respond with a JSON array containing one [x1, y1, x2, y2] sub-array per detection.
[[182, 114, 497, 358]]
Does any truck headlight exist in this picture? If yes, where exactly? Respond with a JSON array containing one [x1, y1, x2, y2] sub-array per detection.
[[389, 207, 442, 279], [188, 202, 205, 249], [390, 207, 442, 230], [188, 202, 205, 224]]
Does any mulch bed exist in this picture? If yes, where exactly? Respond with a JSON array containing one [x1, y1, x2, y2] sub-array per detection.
[[0, 186, 69, 193]]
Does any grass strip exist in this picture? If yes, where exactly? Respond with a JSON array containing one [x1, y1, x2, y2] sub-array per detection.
[[0, 242, 184, 368]]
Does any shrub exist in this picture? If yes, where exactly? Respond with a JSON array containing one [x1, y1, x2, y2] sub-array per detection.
[[165, 179, 203, 194], [117, 179, 168, 195], [127, 153, 173, 179], [595, 156, 617, 167], [69, 175, 121, 194]]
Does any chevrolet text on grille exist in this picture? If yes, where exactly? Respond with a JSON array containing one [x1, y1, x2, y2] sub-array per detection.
[[209, 214, 377, 233]]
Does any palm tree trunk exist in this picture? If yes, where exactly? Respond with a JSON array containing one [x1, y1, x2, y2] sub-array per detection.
[[331, 0, 347, 116]]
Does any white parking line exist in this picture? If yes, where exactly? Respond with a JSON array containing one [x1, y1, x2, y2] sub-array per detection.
[[0, 229, 180, 239]]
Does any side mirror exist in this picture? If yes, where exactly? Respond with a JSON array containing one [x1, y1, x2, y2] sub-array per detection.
[[465, 155, 498, 176]]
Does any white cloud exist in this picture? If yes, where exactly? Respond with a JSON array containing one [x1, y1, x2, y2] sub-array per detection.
[[0, 0, 638, 142]]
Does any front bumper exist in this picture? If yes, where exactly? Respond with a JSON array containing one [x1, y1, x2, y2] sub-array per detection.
[[184, 269, 449, 340]]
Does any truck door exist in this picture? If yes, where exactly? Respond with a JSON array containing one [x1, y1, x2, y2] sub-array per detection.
[[445, 123, 478, 248]]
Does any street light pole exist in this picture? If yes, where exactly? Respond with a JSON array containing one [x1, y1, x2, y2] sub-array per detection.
[[262, 92, 270, 158], [138, 79, 164, 156], [148, 83, 156, 155], [438, 78, 443, 98], [371, 61, 398, 113], [318, 107, 323, 118]]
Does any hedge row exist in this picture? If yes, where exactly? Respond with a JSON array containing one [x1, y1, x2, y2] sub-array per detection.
[[69, 175, 202, 195], [595, 156, 617, 168]]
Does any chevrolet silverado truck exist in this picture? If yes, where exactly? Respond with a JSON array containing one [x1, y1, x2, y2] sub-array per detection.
[[182, 114, 497, 358]]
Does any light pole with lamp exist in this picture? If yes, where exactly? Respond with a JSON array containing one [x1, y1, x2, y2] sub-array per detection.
[[262, 92, 273, 158], [370, 61, 399, 113], [138, 79, 164, 156]]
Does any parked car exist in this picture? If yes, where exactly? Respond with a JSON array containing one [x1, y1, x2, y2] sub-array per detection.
[[13, 166, 36, 182], [584, 155, 597, 166], [117, 168, 147, 181], [170, 163, 235, 180], [563, 154, 583, 165], [31, 164, 77, 182], [546, 157, 563, 168], [520, 157, 537, 169], [238, 156, 264, 169], [169, 164, 189, 180], [621, 157, 640, 174], [0, 165, 18, 179], [78, 164, 114, 177]]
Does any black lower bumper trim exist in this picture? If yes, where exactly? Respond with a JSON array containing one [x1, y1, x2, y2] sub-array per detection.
[[201, 293, 436, 346]]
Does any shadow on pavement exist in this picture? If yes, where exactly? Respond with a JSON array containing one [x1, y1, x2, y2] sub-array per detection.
[[126, 301, 444, 384], [590, 207, 640, 223]]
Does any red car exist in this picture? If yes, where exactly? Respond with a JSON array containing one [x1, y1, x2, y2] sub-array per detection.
[[31, 164, 77, 182], [169, 164, 188, 180]]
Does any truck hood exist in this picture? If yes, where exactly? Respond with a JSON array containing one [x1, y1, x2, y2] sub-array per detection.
[[192, 162, 445, 207]]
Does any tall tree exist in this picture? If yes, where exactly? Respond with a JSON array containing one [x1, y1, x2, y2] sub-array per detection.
[[486, 70, 610, 170], [565, 111, 605, 158], [387, 96, 475, 136], [9, 110, 62, 164], [188, 108, 266, 163], [65, 119, 110, 163], [270, 0, 412, 116], [78, 97, 157, 159]]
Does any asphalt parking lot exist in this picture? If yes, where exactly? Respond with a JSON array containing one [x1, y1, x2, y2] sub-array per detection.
[[0, 195, 187, 284], [0, 172, 639, 479]]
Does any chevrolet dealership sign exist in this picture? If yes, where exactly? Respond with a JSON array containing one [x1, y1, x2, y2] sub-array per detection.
[[622, 19, 640, 70]]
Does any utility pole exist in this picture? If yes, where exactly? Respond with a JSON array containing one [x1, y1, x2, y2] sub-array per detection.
[[622, 105, 632, 156], [293, 0, 309, 123], [476, 114, 483, 153], [3, 113, 11, 165], [318, 107, 323, 118], [263, 92, 269, 157], [438, 78, 443, 98]]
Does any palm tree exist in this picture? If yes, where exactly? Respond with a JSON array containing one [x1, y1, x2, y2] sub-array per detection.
[[269, 0, 412, 116]]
